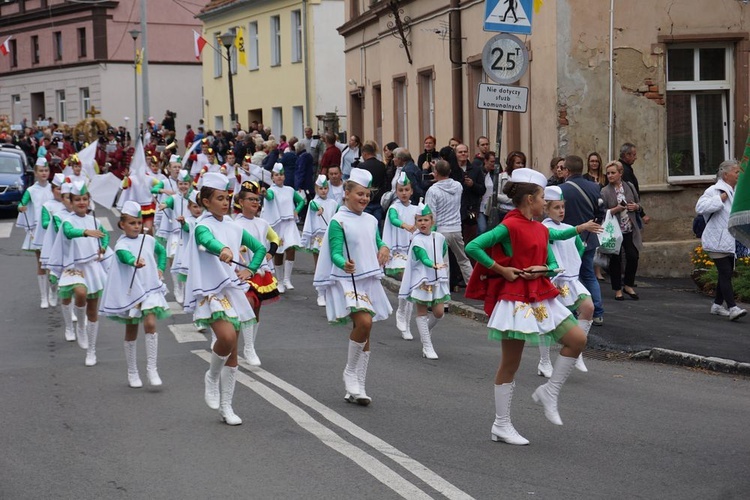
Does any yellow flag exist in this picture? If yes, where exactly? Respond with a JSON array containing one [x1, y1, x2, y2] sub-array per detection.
[[534, 0, 543, 13], [135, 48, 143, 75], [234, 27, 246, 67]]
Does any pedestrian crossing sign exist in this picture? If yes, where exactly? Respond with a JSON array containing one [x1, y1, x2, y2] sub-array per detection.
[[484, 0, 533, 34]]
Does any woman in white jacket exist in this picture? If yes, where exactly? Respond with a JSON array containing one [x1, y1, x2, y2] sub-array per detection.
[[695, 160, 746, 321]]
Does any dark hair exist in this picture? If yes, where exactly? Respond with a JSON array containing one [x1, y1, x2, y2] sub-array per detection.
[[385, 141, 399, 152], [564, 155, 584, 175], [505, 151, 526, 174], [503, 181, 542, 206], [361, 142, 376, 156], [549, 156, 565, 172], [199, 186, 222, 208]]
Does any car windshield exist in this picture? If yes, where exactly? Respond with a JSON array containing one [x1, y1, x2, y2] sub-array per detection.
[[0, 157, 23, 175]]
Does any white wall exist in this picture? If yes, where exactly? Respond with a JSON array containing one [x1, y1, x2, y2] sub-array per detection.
[[311, 1, 346, 131]]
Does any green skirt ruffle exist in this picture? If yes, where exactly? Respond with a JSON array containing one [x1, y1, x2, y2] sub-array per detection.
[[176, 273, 187, 282], [567, 294, 590, 312], [488, 315, 578, 346], [384, 268, 404, 278], [107, 306, 171, 325], [407, 294, 451, 307], [331, 307, 375, 326], [194, 311, 256, 331], [58, 284, 102, 300]]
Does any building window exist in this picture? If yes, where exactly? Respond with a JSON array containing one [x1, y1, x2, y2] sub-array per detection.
[[53, 31, 63, 61], [11, 95, 21, 123], [666, 44, 733, 179], [372, 84, 382, 150], [80, 87, 90, 117], [292, 106, 304, 138], [78, 28, 87, 58], [291, 10, 303, 63], [270, 15, 281, 66], [215, 115, 224, 131], [213, 32, 223, 78], [393, 77, 407, 148], [56, 90, 66, 122], [31, 35, 39, 64], [10, 39, 17, 67], [349, 0, 360, 20], [271, 107, 283, 137], [248, 22, 259, 70], [230, 42, 238, 75], [418, 70, 435, 141]]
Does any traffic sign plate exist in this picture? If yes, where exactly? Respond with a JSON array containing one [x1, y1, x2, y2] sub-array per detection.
[[481, 34, 529, 84], [483, 0, 533, 34], [476, 83, 528, 112]]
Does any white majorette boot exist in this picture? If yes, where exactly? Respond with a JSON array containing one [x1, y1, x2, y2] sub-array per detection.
[[205, 351, 228, 409], [124, 340, 142, 388], [38, 275, 49, 309], [347, 350, 372, 405], [241, 323, 261, 366], [62, 303, 76, 342], [396, 298, 407, 332], [342, 340, 365, 397], [174, 279, 185, 305], [145, 333, 162, 386], [85, 320, 98, 366], [219, 366, 242, 425], [283, 259, 295, 290], [49, 281, 58, 307], [403, 301, 414, 340], [275, 266, 285, 294], [415, 316, 438, 359], [532, 355, 577, 425], [75, 306, 88, 349], [575, 319, 592, 373], [491, 382, 529, 445], [317, 292, 326, 307], [537, 343, 553, 378]]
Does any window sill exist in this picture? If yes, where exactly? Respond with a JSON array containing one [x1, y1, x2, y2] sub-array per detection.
[[666, 176, 716, 187], [291, 59, 302, 64], [249, 67, 259, 71], [270, 63, 281, 68]]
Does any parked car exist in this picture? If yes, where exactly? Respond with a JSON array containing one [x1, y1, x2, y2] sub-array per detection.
[[0, 150, 29, 211], [0, 144, 34, 187]]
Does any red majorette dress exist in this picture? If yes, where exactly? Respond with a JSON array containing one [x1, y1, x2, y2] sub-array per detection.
[[465, 209, 577, 346]]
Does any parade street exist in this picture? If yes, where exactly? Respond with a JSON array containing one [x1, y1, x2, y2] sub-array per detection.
[[1, 210, 749, 500]]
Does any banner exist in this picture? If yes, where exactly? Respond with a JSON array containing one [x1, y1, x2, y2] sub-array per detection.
[[235, 27, 246, 67], [729, 130, 750, 248]]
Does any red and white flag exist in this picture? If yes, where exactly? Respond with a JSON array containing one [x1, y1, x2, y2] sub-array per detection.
[[0, 36, 12, 56], [193, 30, 207, 60]]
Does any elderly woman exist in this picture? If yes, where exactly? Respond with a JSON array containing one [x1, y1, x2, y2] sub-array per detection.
[[601, 160, 642, 300], [696, 160, 746, 321]]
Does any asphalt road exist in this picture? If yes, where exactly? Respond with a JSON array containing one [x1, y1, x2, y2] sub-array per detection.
[[1, 209, 749, 499]]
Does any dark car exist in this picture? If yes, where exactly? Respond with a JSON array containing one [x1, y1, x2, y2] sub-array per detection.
[[0, 150, 29, 211]]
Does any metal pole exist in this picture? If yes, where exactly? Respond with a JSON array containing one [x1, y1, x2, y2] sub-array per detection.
[[488, 110, 504, 228], [140, 0, 150, 126], [226, 45, 236, 130], [133, 37, 139, 141]]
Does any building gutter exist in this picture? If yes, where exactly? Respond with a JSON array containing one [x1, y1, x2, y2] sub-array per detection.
[[303, 0, 311, 127], [449, 0, 463, 142]]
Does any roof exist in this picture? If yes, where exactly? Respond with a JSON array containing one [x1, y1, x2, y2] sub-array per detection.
[[200, 0, 242, 15]]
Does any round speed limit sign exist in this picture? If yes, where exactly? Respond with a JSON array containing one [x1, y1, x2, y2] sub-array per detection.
[[481, 34, 529, 85]]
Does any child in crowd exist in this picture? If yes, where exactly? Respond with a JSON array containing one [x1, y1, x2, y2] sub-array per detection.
[[301, 174, 339, 306], [326, 165, 344, 206], [157, 169, 192, 276], [35, 173, 67, 309], [170, 191, 203, 305]]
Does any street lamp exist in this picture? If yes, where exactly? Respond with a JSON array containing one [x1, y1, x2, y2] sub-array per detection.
[[129, 29, 141, 140], [219, 30, 237, 131]]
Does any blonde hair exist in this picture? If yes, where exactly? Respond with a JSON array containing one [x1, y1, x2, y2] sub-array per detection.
[[605, 160, 623, 174]]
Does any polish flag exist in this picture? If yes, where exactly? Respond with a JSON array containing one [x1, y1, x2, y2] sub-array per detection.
[[193, 30, 207, 60], [0, 36, 11, 56]]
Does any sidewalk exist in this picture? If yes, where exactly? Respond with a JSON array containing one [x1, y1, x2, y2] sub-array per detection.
[[381, 275, 750, 375]]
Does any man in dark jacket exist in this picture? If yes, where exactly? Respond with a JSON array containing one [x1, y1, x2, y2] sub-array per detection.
[[359, 141, 388, 227], [560, 155, 605, 326], [458, 142, 486, 242], [395, 148, 429, 204]]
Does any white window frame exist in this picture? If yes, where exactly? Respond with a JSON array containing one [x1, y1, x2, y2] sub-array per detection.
[[292, 106, 304, 138], [666, 43, 733, 182], [80, 87, 90, 117], [56, 90, 66, 123], [270, 16, 281, 67], [215, 115, 224, 131], [248, 21, 259, 70], [394, 78, 408, 149], [213, 32, 223, 78], [291, 10, 303, 63], [419, 71, 435, 139], [272, 107, 283, 137]]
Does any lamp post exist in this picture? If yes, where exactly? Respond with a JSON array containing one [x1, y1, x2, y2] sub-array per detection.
[[219, 30, 237, 131], [129, 29, 141, 140]]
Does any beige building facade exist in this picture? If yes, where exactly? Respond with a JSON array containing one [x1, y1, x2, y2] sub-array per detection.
[[339, 0, 750, 277]]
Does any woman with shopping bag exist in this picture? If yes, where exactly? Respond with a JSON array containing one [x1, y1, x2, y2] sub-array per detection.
[[601, 161, 643, 300]]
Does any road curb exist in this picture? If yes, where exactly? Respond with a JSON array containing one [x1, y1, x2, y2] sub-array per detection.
[[382, 276, 748, 375]]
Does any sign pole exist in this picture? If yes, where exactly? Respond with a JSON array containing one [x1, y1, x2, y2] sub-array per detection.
[[488, 110, 504, 228]]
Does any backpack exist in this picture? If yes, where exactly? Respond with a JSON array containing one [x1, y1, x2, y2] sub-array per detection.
[[692, 213, 713, 238]]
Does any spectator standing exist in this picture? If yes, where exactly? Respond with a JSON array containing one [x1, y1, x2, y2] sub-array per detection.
[[478, 151, 497, 235], [395, 148, 428, 204], [425, 160, 474, 286], [455, 143, 486, 242], [695, 159, 747, 321], [619, 142, 650, 224], [279, 144, 298, 188], [547, 157, 566, 186], [299, 127, 324, 171], [184, 125, 195, 148], [359, 141, 388, 226], [294, 142, 315, 202], [319, 133, 342, 176], [583, 152, 605, 186], [559, 155, 605, 326], [416, 135, 438, 173], [340, 135, 361, 179], [383, 142, 399, 187]]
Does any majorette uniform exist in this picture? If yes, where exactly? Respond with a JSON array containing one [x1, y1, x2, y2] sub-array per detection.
[[382, 200, 420, 277], [301, 196, 339, 254], [169, 190, 200, 305], [17, 181, 53, 251], [328, 183, 344, 206], [261, 180, 305, 253], [157, 192, 189, 259], [234, 213, 280, 307]]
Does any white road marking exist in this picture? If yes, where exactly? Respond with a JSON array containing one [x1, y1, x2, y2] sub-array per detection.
[[99, 218, 113, 231], [168, 324, 207, 343], [246, 363, 474, 500], [110, 208, 121, 217], [167, 301, 186, 315], [0, 222, 14, 238], [193, 350, 435, 500]]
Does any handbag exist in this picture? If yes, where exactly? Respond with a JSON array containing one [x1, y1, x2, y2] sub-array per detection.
[[380, 189, 395, 211], [593, 248, 610, 268], [598, 210, 624, 254]]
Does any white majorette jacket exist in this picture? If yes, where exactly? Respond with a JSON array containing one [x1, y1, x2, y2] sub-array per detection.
[[313, 206, 384, 289], [382, 201, 420, 262], [170, 212, 197, 278], [100, 234, 167, 316], [233, 214, 274, 275], [542, 218, 583, 281], [397, 231, 449, 298], [260, 184, 296, 227], [60, 213, 105, 268], [183, 213, 249, 312], [34, 198, 65, 251], [301, 196, 338, 249]]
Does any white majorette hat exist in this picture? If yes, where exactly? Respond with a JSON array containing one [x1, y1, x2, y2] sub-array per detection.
[[35, 157, 48, 167], [199, 172, 230, 191], [52, 173, 66, 187], [121, 200, 142, 218], [188, 190, 199, 205], [272, 163, 284, 174], [178, 169, 191, 182], [60, 182, 73, 195], [70, 180, 88, 196], [315, 174, 328, 188], [416, 200, 432, 216], [396, 171, 410, 186], [510, 167, 547, 188], [544, 185, 564, 201], [169, 154, 181, 164], [349, 168, 372, 188]]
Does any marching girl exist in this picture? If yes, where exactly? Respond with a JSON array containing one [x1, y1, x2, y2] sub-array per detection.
[[184, 173, 267, 426], [397, 202, 449, 359], [237, 153, 273, 188], [234, 181, 281, 366], [170, 190, 203, 305], [59, 182, 110, 367], [465, 168, 587, 445], [17, 158, 53, 308], [261, 163, 306, 292], [301, 174, 339, 306], [382, 172, 419, 339], [152, 156, 182, 247], [147, 155, 168, 237], [34, 173, 66, 309], [100, 201, 170, 388], [63, 155, 90, 187], [121, 160, 160, 235], [313, 168, 391, 406], [46, 182, 78, 341], [538, 185, 602, 377], [156, 169, 192, 276], [192, 147, 220, 185]]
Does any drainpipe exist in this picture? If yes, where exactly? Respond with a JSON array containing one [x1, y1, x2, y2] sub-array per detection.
[[608, 0, 614, 160], [302, 0, 311, 127], [449, 0, 463, 141]]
